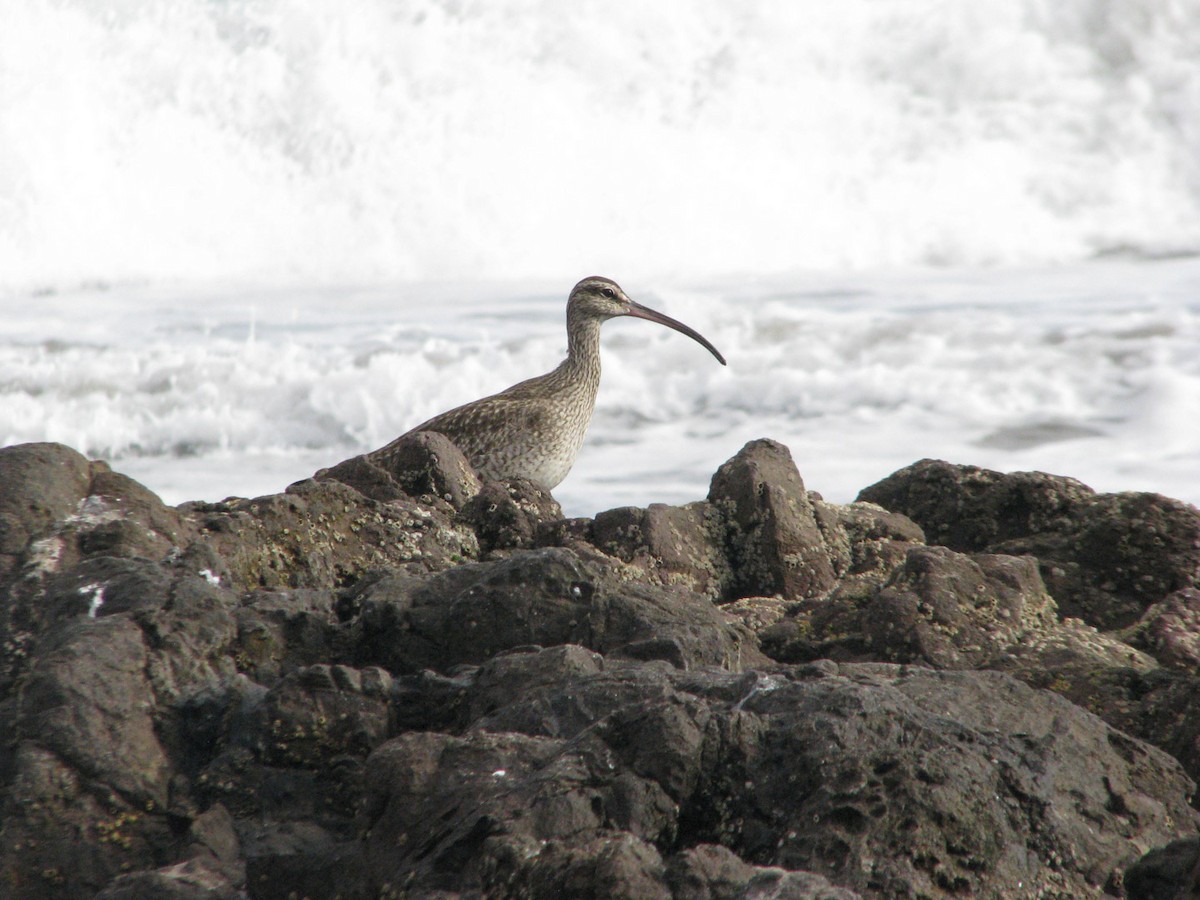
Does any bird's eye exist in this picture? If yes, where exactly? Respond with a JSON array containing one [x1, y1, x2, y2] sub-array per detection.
[[601, 287, 616, 299]]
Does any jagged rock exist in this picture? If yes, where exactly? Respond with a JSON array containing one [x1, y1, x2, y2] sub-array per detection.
[[325, 430, 482, 508], [242, 820, 364, 900], [260, 664, 393, 767], [666, 844, 863, 899], [1088, 668, 1200, 798], [15, 616, 170, 806], [1, 617, 176, 896], [93, 859, 242, 899], [761, 547, 1059, 669], [708, 439, 841, 601], [1125, 835, 1200, 900], [1119, 587, 1200, 672], [185, 477, 478, 591], [136, 574, 240, 702], [77, 468, 193, 560], [856, 460, 1094, 551], [4, 441, 1200, 898], [0, 443, 197, 697], [861, 548, 1059, 667], [349, 546, 763, 673], [356, 661, 1196, 898], [311, 453, 410, 504], [821, 499, 925, 586], [95, 804, 245, 899], [458, 477, 563, 553], [0, 442, 95, 577], [517, 833, 672, 899], [859, 459, 1200, 629], [589, 501, 733, 601], [233, 588, 341, 682]]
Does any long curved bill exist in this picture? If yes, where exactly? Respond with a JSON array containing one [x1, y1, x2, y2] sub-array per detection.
[[623, 300, 727, 366]]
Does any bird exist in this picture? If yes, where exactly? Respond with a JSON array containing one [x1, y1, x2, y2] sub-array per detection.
[[369, 276, 726, 491]]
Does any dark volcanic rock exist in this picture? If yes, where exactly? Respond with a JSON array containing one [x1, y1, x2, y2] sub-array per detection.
[[4, 440, 1200, 899], [0, 443, 196, 696], [331, 429, 482, 508], [458, 476, 564, 553], [259, 663, 394, 768], [666, 844, 864, 899], [0, 442, 95, 578], [822, 499, 926, 587], [2, 618, 176, 896], [348, 546, 763, 674], [856, 459, 1095, 552], [187, 477, 478, 591], [708, 439, 841, 601], [1125, 835, 1200, 900], [864, 547, 1054, 668], [761, 547, 1059, 669], [1120, 587, 1200, 672], [311, 452, 410, 504], [859, 459, 1200, 630], [95, 804, 244, 899], [359, 660, 1196, 898], [590, 501, 733, 601]]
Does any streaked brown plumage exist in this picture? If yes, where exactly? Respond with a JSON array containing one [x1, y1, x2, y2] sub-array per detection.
[[368, 276, 726, 490]]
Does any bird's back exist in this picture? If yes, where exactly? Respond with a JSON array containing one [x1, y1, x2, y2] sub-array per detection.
[[373, 360, 599, 489]]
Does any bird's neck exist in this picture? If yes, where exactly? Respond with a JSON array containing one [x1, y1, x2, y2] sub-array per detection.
[[565, 313, 603, 384]]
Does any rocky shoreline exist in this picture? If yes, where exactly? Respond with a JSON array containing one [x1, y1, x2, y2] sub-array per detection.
[[1, 437, 1198, 898]]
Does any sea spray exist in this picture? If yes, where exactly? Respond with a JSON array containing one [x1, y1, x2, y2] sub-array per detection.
[[2, 0, 1199, 290]]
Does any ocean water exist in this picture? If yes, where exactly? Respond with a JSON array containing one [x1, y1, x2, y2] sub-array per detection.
[[2, 2, 1199, 516]]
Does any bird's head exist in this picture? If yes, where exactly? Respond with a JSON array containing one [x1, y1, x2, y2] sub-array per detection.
[[568, 276, 727, 365], [568, 276, 637, 320]]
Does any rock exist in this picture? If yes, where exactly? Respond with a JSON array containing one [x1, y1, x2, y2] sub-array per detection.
[[349, 546, 763, 674], [859, 460, 1200, 630], [1027, 491, 1200, 628], [761, 547, 1059, 669], [517, 833, 672, 899], [465, 644, 604, 725], [1096, 669, 1200, 799], [856, 460, 1094, 552], [589, 501, 732, 601], [94, 865, 242, 900], [1119, 587, 1200, 672], [137, 579, 243, 781], [233, 588, 341, 682], [0, 443, 197, 697], [311, 453, 410, 504], [243, 820, 364, 900], [0, 442, 95, 577], [1125, 835, 1200, 900], [822, 499, 925, 587], [458, 477, 564, 553], [861, 547, 1059, 668], [95, 804, 245, 899], [15, 616, 170, 807], [667, 844, 863, 899], [77, 467, 193, 561], [259, 664, 393, 767], [355, 662, 1196, 898], [708, 439, 841, 600], [1, 616, 176, 897], [186, 477, 478, 591], [4, 440, 1200, 898], [348, 429, 482, 508]]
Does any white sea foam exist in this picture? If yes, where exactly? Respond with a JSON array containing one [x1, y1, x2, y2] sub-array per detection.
[[2, 261, 1198, 516], [1, 0, 1199, 289]]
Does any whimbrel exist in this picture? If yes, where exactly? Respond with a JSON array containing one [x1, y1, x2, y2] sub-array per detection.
[[370, 276, 726, 490]]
